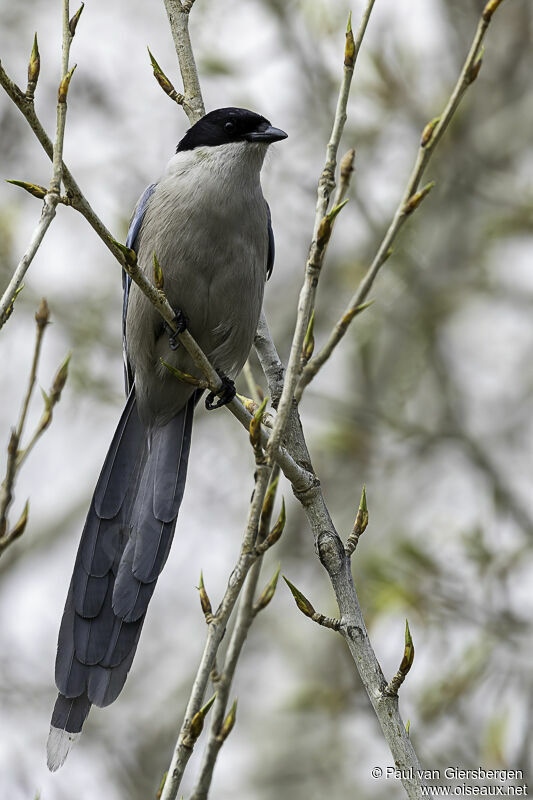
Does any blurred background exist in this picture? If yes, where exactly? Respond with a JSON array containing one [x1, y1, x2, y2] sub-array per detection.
[[1, 0, 532, 798]]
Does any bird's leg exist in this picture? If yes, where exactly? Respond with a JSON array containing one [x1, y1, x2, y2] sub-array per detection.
[[164, 307, 188, 351], [205, 369, 236, 411]]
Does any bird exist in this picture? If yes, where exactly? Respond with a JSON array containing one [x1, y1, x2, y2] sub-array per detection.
[[46, 106, 287, 771]]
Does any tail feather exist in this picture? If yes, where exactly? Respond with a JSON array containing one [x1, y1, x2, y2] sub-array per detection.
[[72, 566, 109, 618], [134, 401, 194, 582], [94, 396, 145, 519], [112, 542, 157, 623], [47, 693, 91, 772], [48, 389, 195, 768], [100, 616, 143, 668]]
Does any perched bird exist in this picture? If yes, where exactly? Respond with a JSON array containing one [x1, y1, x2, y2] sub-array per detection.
[[47, 107, 287, 771]]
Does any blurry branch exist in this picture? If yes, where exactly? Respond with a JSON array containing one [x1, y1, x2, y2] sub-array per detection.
[[0, 1, 79, 328], [0, 300, 69, 557], [162, 0, 205, 123], [266, 3, 374, 460], [296, 0, 509, 399]]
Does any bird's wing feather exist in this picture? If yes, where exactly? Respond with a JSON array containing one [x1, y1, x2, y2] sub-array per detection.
[[266, 201, 275, 280], [122, 183, 157, 394]]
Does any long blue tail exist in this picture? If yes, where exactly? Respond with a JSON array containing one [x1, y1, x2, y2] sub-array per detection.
[[47, 389, 195, 771]]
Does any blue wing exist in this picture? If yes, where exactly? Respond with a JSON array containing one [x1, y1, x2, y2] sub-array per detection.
[[122, 184, 157, 395], [266, 202, 275, 280]]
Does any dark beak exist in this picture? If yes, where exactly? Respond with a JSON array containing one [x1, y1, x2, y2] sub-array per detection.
[[244, 125, 288, 143]]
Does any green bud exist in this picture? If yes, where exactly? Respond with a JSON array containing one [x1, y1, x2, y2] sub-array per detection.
[[399, 619, 415, 676], [197, 570, 212, 617], [160, 359, 203, 387], [316, 199, 349, 248], [9, 500, 29, 542], [344, 12, 355, 68], [58, 64, 77, 103], [28, 33, 40, 87], [35, 297, 50, 330], [341, 299, 374, 328], [189, 693, 217, 742], [283, 576, 315, 618], [403, 181, 435, 215], [50, 353, 71, 403], [265, 498, 286, 548], [255, 565, 280, 612], [69, 3, 85, 36], [219, 699, 237, 742], [249, 396, 268, 451], [153, 250, 164, 289], [420, 116, 440, 147], [6, 179, 47, 200], [302, 310, 315, 363]]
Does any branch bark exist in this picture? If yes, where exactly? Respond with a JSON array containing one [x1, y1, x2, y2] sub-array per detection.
[[162, 0, 205, 123]]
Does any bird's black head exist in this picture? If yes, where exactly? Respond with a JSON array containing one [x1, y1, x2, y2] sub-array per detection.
[[176, 107, 287, 153]]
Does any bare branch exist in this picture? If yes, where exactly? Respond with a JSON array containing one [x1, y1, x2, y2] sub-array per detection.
[[0, 0, 76, 327], [297, 2, 508, 398], [0, 300, 66, 557], [266, 3, 374, 464], [162, 0, 205, 123], [255, 316, 428, 798], [160, 464, 272, 800]]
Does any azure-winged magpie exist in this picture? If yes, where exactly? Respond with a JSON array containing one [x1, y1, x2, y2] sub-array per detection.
[[47, 107, 287, 770]]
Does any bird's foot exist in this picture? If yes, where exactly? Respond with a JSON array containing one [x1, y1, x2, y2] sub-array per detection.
[[165, 308, 188, 351], [205, 370, 236, 411]]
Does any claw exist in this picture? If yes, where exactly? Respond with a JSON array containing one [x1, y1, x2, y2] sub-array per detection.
[[205, 372, 236, 411], [165, 308, 188, 350]]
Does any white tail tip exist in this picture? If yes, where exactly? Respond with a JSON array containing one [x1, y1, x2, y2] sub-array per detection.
[[46, 726, 80, 772]]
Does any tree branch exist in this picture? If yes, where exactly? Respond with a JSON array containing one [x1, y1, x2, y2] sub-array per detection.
[[0, 300, 69, 557], [188, 471, 282, 800], [265, 2, 374, 464], [0, 1, 78, 328], [254, 322, 428, 800], [160, 463, 273, 800], [162, 0, 205, 123], [296, 0, 507, 399]]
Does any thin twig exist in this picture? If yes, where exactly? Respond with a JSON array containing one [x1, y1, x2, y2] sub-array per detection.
[[16, 298, 49, 439], [162, 0, 205, 123], [296, 3, 503, 399], [0, 0, 76, 327], [189, 560, 262, 800], [266, 2, 374, 464], [160, 465, 272, 800], [189, 472, 281, 799], [0, 299, 52, 555]]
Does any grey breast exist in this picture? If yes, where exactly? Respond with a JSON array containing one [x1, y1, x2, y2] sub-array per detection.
[[125, 147, 269, 425]]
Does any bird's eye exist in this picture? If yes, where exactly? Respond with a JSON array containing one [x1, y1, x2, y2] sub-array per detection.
[[224, 121, 235, 133]]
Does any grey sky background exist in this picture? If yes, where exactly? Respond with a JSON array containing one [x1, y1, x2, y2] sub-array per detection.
[[1, 1, 532, 798]]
